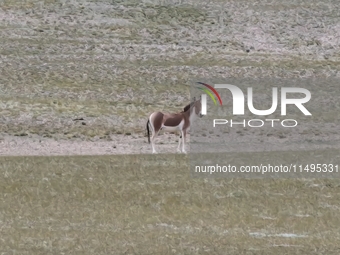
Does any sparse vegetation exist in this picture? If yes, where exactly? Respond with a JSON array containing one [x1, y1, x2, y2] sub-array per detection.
[[0, 0, 339, 139], [0, 0, 340, 253], [1, 155, 340, 254]]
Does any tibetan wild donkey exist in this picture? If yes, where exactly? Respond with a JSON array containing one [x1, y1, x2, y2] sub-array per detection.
[[146, 97, 203, 154]]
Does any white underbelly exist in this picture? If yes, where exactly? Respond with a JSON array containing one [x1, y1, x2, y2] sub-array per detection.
[[161, 126, 179, 132], [161, 120, 184, 132]]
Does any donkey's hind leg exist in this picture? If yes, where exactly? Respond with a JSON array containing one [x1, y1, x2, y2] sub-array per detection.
[[177, 132, 182, 153]]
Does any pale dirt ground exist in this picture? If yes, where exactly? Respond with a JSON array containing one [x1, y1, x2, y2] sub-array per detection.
[[1, 121, 340, 156], [0, 133, 173, 156]]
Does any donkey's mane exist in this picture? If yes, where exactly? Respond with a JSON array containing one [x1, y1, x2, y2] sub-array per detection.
[[182, 102, 194, 113]]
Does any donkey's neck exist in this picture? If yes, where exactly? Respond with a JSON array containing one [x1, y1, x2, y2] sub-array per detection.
[[183, 106, 197, 123], [190, 106, 198, 123]]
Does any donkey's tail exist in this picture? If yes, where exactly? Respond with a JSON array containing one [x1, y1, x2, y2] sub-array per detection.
[[146, 118, 151, 144]]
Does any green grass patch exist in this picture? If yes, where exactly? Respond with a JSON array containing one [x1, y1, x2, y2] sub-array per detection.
[[0, 154, 340, 254]]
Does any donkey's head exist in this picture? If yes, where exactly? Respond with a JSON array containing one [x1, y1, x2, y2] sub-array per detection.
[[183, 96, 203, 118], [193, 96, 203, 118]]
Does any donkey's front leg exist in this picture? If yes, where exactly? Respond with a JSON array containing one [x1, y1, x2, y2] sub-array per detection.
[[151, 131, 159, 154], [181, 130, 187, 154]]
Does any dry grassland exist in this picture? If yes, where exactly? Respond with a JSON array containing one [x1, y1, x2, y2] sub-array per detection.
[[0, 0, 340, 254], [0, 0, 339, 138], [1, 155, 340, 254]]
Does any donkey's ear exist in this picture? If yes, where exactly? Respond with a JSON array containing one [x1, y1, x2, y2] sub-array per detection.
[[193, 96, 196, 102]]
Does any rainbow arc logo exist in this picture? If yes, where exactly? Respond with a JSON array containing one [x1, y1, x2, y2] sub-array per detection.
[[196, 82, 223, 115]]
